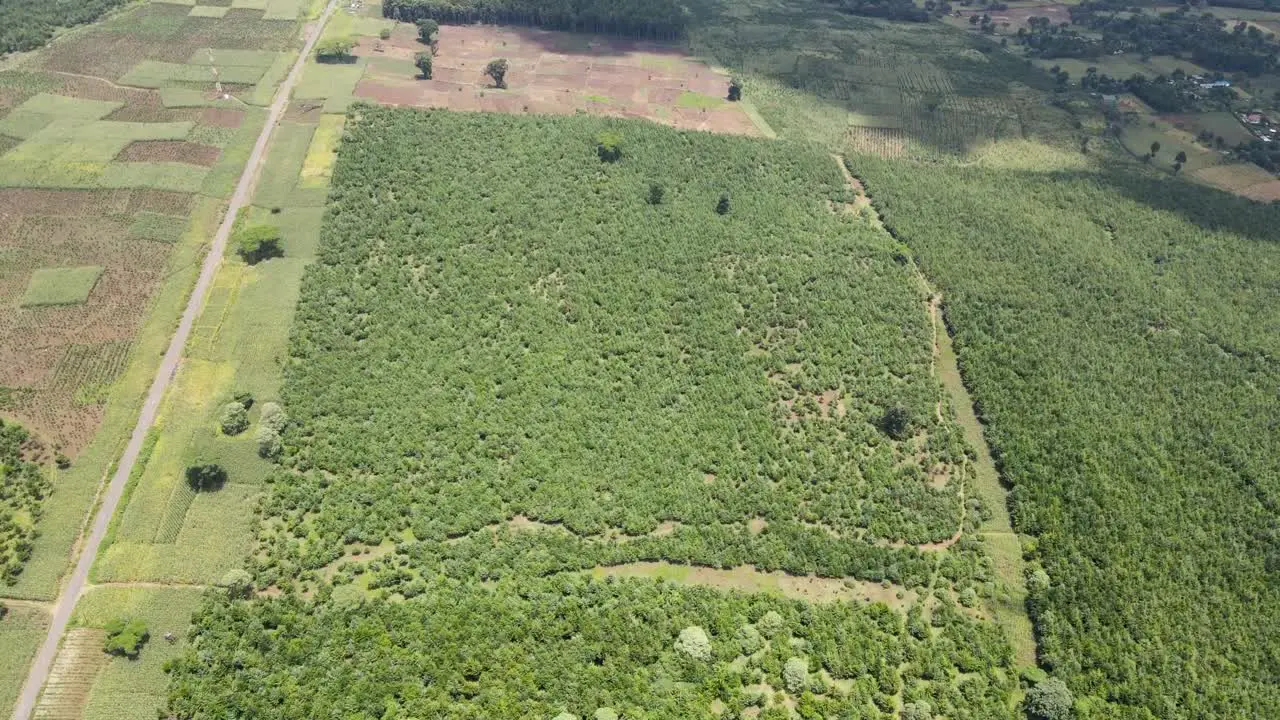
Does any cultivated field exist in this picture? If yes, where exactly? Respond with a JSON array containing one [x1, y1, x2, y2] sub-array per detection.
[[0, 0, 301, 602], [348, 24, 764, 135]]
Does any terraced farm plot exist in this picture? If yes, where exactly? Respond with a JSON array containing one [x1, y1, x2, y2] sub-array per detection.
[[347, 24, 765, 135]]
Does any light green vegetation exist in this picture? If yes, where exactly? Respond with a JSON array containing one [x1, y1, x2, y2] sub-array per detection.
[[252, 121, 317, 207], [1030, 54, 1206, 83], [1119, 120, 1219, 173], [188, 5, 230, 18], [70, 586, 204, 720], [2, 196, 223, 600], [0, 604, 49, 719], [19, 266, 103, 307], [857, 154, 1280, 718], [129, 212, 188, 244], [676, 90, 725, 109], [298, 114, 343, 188], [293, 59, 367, 112], [120, 60, 268, 88]]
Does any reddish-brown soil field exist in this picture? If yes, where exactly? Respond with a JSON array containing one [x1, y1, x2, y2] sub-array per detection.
[[116, 140, 222, 166], [354, 25, 764, 137], [0, 193, 186, 453], [199, 106, 245, 128]]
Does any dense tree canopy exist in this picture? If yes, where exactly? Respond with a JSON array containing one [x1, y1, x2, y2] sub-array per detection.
[[167, 577, 1018, 719], [382, 0, 687, 40], [857, 156, 1280, 719], [0, 0, 130, 56]]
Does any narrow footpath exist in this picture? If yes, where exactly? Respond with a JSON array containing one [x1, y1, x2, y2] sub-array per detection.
[[9, 3, 339, 718]]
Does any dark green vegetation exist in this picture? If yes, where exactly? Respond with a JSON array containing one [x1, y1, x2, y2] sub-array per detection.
[[383, 0, 686, 39], [164, 106, 1022, 718], [1064, 2, 1279, 75], [0, 0, 129, 56], [0, 419, 47, 585], [233, 224, 284, 265], [856, 156, 1280, 719], [258, 107, 978, 588], [169, 577, 1015, 719], [103, 616, 148, 658]]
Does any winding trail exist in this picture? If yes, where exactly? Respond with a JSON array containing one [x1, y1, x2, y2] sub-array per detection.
[[8, 3, 339, 718]]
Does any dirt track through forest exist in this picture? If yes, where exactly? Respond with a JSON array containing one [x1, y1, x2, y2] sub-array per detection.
[[8, 3, 340, 718]]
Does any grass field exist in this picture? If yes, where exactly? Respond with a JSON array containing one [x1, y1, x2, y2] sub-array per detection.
[[19, 266, 104, 307], [0, 604, 49, 718]]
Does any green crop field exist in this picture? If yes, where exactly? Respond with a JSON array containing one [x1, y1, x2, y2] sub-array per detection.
[[19, 266, 104, 307], [0, 604, 49, 718]]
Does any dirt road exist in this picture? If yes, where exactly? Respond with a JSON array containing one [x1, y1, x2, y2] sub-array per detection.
[[8, 3, 339, 718]]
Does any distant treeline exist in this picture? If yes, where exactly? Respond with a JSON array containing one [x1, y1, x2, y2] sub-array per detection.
[[826, 0, 936, 23], [0, 0, 129, 56], [382, 0, 688, 40]]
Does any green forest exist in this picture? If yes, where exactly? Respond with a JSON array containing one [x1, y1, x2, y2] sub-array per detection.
[[0, 418, 46, 585], [382, 0, 687, 39], [856, 157, 1280, 719], [163, 106, 1027, 718], [0, 0, 130, 55], [168, 576, 1016, 719]]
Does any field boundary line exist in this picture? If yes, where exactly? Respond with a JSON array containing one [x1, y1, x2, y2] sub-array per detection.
[[8, 1, 341, 717]]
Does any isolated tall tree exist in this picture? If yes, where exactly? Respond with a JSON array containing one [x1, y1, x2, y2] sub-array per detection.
[[415, 51, 433, 79], [1024, 677, 1073, 720], [1175, 150, 1187, 164], [485, 58, 509, 88], [1149, 140, 1160, 157], [727, 77, 743, 101], [416, 18, 438, 44]]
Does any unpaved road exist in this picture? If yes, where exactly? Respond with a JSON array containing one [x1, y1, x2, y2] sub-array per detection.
[[9, 3, 338, 718]]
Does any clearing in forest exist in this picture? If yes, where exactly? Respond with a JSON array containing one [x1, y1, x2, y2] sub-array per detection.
[[350, 24, 764, 135]]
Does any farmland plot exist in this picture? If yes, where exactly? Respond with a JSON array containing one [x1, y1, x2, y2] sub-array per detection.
[[0, 0, 299, 599]]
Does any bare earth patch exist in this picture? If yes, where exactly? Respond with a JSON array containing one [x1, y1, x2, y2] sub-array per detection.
[[116, 140, 222, 166], [354, 25, 764, 136], [594, 561, 921, 609], [199, 106, 245, 128]]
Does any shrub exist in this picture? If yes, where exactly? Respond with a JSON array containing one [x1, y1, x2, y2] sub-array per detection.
[[485, 58, 508, 88], [259, 402, 288, 432], [757, 610, 785, 637], [674, 626, 711, 661], [596, 131, 622, 162], [234, 224, 283, 265], [256, 426, 282, 459], [316, 37, 355, 63], [782, 656, 809, 693], [415, 18, 438, 43], [647, 183, 664, 205], [715, 193, 731, 215], [1025, 678, 1073, 720], [379, 27, 392, 40], [728, 77, 743, 101], [219, 568, 254, 598], [879, 404, 912, 440], [185, 463, 227, 491], [415, 51, 433, 79], [219, 401, 249, 435], [103, 617, 149, 658]]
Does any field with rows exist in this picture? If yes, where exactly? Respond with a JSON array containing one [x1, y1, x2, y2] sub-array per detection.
[[0, 0, 312, 605]]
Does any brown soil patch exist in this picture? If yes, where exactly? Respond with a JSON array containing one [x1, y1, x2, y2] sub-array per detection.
[[353, 24, 761, 136], [0, 189, 133, 215], [116, 140, 221, 166], [1235, 178, 1280, 201], [127, 189, 196, 216], [200, 106, 245, 128]]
